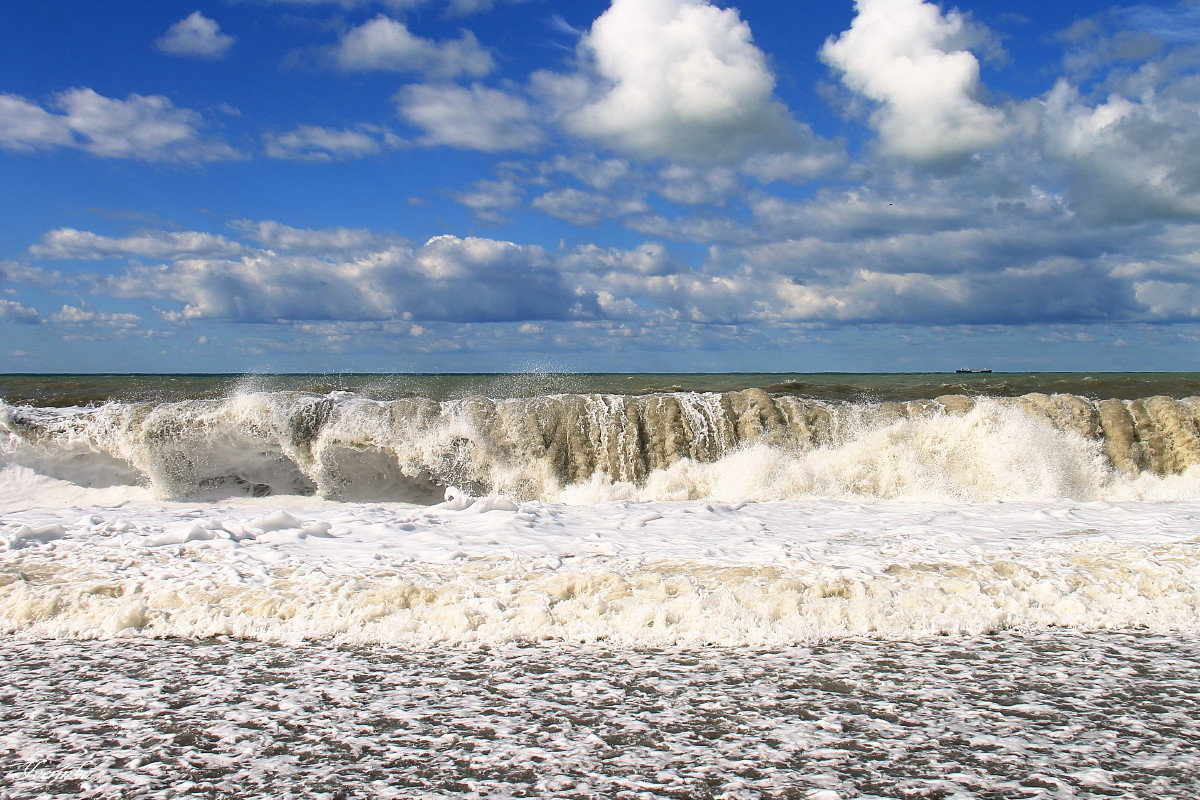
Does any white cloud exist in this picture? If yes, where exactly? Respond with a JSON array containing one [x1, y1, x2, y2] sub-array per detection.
[[745, 180, 1063, 243], [102, 235, 598, 323], [438, 0, 526, 14], [561, 242, 682, 277], [821, 0, 1009, 167], [263, 124, 405, 161], [585, 266, 762, 323], [0, 95, 73, 152], [242, 0, 525, 17], [59, 89, 227, 160], [531, 188, 650, 226], [0, 299, 39, 324], [1110, 4, 1200, 45], [451, 179, 523, 223], [47, 305, 141, 328], [762, 262, 1135, 325], [625, 212, 758, 246], [230, 220, 407, 254], [0, 262, 64, 288], [30, 228, 247, 260], [396, 83, 544, 152], [541, 154, 633, 191], [1036, 76, 1200, 223], [155, 12, 235, 59], [739, 147, 847, 184], [33, 221, 409, 264], [332, 15, 493, 77], [24, 158, 1200, 341], [0, 88, 239, 162], [547, 0, 804, 162], [654, 165, 739, 206]]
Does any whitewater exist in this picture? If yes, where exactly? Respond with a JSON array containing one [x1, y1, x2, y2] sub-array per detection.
[[3, 379, 1200, 797], [3, 387, 1200, 643]]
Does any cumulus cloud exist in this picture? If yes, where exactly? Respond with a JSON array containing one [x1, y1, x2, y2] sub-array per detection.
[[0, 95, 73, 152], [263, 124, 405, 161], [596, 173, 1200, 326], [332, 15, 493, 77], [746, 179, 1067, 243], [625, 212, 759, 246], [30, 228, 247, 261], [654, 165, 739, 206], [584, 266, 762, 323], [230, 219, 407, 254], [821, 0, 1009, 168], [396, 83, 544, 152], [541, 154, 634, 191], [0, 299, 39, 324], [561, 242, 682, 277], [23, 172, 1200, 343], [1036, 75, 1200, 223], [0, 261, 64, 288], [0, 88, 239, 162], [544, 0, 807, 163], [1134, 279, 1200, 319], [101, 235, 598, 323], [739, 147, 848, 184], [155, 12, 235, 59], [757, 262, 1135, 325]]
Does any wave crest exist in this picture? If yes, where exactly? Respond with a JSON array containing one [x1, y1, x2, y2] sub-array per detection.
[[3, 390, 1199, 503]]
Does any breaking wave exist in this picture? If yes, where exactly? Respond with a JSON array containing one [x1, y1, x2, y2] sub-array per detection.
[[3, 390, 1200, 504]]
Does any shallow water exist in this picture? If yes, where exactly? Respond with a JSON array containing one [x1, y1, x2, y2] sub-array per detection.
[[1, 631, 1198, 799]]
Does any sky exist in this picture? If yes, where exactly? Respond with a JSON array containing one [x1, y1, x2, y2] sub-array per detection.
[[2, 0, 1200, 373]]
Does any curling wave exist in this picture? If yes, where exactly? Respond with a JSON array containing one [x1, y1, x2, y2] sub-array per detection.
[[2, 390, 1200, 503]]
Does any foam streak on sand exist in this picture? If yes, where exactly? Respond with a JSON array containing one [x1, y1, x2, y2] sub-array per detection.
[[3, 632, 1199, 799]]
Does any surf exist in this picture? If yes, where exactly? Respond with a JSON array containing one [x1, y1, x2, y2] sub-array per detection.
[[3, 390, 1199, 503]]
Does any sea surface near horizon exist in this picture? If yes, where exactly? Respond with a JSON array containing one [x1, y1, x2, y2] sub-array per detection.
[[1, 370, 1199, 406]]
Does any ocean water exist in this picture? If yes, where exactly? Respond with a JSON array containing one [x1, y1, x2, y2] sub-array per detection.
[[2, 373, 1200, 798], [2, 371, 1199, 406]]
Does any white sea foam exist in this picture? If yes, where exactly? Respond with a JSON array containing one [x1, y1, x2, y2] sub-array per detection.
[[2, 484, 1199, 645], [2, 390, 1199, 646]]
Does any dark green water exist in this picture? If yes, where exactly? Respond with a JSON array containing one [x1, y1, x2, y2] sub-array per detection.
[[2, 372, 1199, 407]]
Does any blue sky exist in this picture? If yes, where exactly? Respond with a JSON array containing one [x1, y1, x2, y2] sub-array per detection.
[[2, 0, 1200, 373]]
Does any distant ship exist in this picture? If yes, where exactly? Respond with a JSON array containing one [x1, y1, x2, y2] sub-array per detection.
[[955, 368, 993, 374]]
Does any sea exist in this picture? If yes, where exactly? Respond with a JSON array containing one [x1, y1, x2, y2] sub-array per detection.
[[2, 372, 1199, 799]]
